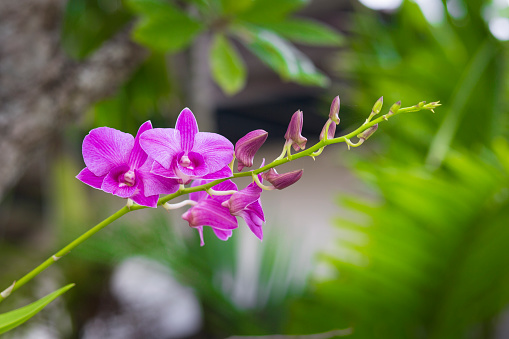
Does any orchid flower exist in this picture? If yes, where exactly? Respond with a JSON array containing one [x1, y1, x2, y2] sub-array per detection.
[[139, 108, 234, 184], [76, 121, 180, 207], [182, 180, 239, 246], [223, 176, 265, 241]]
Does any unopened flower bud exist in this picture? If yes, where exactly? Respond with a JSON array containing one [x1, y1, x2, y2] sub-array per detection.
[[389, 101, 401, 114], [262, 168, 303, 190], [320, 119, 336, 141], [235, 129, 268, 171], [329, 96, 340, 124], [372, 96, 383, 115], [284, 110, 307, 151], [357, 124, 378, 141]]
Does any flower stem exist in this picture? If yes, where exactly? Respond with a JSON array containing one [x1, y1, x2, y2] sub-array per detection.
[[0, 206, 130, 303]]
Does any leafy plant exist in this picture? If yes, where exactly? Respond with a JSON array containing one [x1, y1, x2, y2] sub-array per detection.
[[290, 139, 509, 338]]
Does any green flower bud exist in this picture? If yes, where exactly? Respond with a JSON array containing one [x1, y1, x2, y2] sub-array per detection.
[[372, 96, 383, 115]]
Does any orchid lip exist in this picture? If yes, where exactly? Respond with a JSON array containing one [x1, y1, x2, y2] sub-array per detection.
[[119, 169, 136, 187], [179, 155, 192, 168]]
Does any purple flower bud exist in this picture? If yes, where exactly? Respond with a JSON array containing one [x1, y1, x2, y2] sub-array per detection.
[[329, 96, 340, 124], [372, 96, 383, 115], [357, 124, 378, 141], [235, 129, 268, 172], [284, 110, 307, 151], [320, 119, 336, 141], [261, 168, 303, 190]]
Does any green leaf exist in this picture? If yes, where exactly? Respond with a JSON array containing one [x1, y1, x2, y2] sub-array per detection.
[[239, 0, 310, 23], [0, 283, 75, 335], [210, 34, 247, 95], [219, 0, 253, 14], [236, 25, 329, 87], [261, 18, 344, 46], [126, 0, 181, 17], [130, 1, 204, 52]]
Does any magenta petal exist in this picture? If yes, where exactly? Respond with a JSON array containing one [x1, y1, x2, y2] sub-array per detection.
[[177, 151, 208, 177], [101, 165, 137, 198], [76, 167, 105, 189], [201, 165, 233, 180], [182, 199, 238, 230], [228, 183, 262, 215], [238, 205, 264, 240], [131, 191, 159, 208], [194, 226, 205, 246], [150, 161, 179, 179], [235, 129, 268, 171], [82, 127, 134, 176], [193, 132, 234, 174], [175, 108, 199, 152], [140, 172, 180, 197], [212, 228, 233, 241], [139, 128, 181, 169], [129, 121, 152, 169]]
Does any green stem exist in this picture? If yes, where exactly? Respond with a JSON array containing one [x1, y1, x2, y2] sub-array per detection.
[[0, 206, 131, 303], [0, 101, 438, 303]]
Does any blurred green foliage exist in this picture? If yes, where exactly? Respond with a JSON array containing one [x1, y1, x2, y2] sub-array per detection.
[[288, 1, 509, 338]]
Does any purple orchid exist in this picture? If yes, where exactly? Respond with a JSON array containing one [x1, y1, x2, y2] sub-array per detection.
[[139, 108, 234, 184], [77, 121, 180, 208], [182, 180, 239, 246], [223, 177, 265, 241]]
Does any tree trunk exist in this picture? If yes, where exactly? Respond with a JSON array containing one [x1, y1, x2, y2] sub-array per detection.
[[0, 0, 147, 201]]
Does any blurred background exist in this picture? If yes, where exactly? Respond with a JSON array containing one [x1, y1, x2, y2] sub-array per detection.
[[1, 0, 509, 338]]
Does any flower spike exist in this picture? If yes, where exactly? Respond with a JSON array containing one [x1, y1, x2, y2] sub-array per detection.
[[235, 129, 268, 171]]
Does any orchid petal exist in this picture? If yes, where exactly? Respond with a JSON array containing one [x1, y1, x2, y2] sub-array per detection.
[[82, 127, 134, 176], [182, 199, 238, 230], [128, 121, 152, 169], [130, 188, 159, 208], [76, 167, 105, 189], [212, 228, 233, 241], [228, 183, 262, 215], [150, 161, 179, 179], [139, 171, 180, 197], [237, 205, 264, 240], [101, 165, 137, 198], [235, 130, 268, 171], [201, 165, 233, 180], [175, 108, 199, 152], [193, 132, 234, 174], [195, 226, 205, 246], [139, 128, 181, 169]]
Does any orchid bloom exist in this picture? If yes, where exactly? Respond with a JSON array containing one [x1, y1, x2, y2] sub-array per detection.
[[77, 121, 180, 207], [223, 176, 265, 240], [182, 180, 239, 246], [139, 108, 234, 184]]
